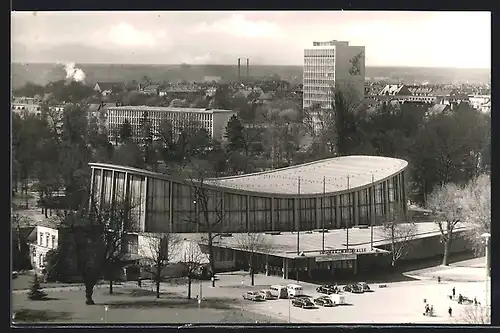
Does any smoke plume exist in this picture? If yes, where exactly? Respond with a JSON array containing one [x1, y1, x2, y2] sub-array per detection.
[[64, 62, 86, 82]]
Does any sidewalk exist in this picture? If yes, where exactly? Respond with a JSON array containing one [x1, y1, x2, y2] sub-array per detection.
[[403, 257, 488, 283]]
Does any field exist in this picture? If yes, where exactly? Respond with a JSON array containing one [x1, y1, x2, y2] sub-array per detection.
[[11, 63, 490, 88]]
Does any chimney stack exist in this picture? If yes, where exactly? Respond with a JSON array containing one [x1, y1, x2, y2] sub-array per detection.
[[246, 58, 249, 82], [238, 58, 241, 82]]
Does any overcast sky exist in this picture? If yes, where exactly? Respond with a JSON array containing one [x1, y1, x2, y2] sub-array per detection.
[[11, 11, 491, 68]]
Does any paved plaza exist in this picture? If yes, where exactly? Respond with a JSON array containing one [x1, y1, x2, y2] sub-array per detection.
[[127, 269, 490, 324], [12, 258, 490, 324]]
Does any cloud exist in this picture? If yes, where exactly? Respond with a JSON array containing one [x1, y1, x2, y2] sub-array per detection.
[[191, 14, 286, 39], [107, 23, 167, 47]]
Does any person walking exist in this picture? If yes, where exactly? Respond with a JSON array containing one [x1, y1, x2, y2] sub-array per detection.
[[448, 306, 452, 317], [452, 287, 456, 298]]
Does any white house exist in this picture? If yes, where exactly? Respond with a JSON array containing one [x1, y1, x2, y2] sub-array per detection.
[[28, 224, 59, 272]]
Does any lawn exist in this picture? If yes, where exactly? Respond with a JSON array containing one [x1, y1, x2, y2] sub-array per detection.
[[12, 286, 285, 324], [12, 274, 92, 291]]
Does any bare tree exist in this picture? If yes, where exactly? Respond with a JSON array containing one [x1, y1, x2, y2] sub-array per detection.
[[182, 163, 226, 287], [427, 182, 467, 266], [180, 241, 208, 299], [235, 233, 273, 286], [382, 206, 418, 267], [139, 232, 181, 298], [461, 174, 491, 254], [458, 305, 490, 324], [60, 195, 138, 304]]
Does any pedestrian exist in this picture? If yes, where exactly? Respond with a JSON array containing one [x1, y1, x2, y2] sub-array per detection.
[[448, 306, 452, 317], [452, 287, 456, 298], [423, 298, 427, 304], [474, 297, 478, 306], [437, 276, 441, 283]]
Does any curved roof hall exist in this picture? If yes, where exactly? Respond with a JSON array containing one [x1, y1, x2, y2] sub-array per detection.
[[205, 155, 408, 195], [90, 155, 408, 197]]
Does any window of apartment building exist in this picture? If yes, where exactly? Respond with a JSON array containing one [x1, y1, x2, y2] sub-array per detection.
[[38, 254, 43, 267], [51, 235, 56, 249], [46, 233, 50, 247], [39, 232, 43, 246]]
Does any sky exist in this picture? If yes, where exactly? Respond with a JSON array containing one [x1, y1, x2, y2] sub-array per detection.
[[11, 11, 491, 68]]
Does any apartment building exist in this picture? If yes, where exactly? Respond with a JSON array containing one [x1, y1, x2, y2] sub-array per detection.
[[106, 106, 236, 143], [12, 97, 42, 116], [303, 40, 365, 110]]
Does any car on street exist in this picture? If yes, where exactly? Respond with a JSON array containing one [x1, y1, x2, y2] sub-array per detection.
[[242, 291, 265, 301], [259, 289, 278, 300], [292, 297, 316, 309], [316, 285, 335, 295], [314, 296, 335, 307], [357, 282, 371, 292], [343, 284, 364, 293]]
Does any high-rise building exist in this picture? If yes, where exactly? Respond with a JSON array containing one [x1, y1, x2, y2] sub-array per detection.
[[303, 40, 365, 110]]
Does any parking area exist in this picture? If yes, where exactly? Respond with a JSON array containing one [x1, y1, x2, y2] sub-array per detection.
[[126, 271, 489, 324], [239, 279, 489, 324]]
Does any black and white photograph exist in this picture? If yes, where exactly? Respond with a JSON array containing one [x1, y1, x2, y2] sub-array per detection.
[[11, 10, 491, 325]]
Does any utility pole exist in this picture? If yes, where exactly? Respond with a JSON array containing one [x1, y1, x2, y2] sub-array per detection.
[[297, 177, 301, 255], [346, 176, 350, 250], [322, 176, 326, 252], [370, 173, 374, 251]]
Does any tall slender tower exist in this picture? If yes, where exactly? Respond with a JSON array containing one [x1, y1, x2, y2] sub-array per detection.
[[237, 58, 241, 82], [246, 58, 249, 81]]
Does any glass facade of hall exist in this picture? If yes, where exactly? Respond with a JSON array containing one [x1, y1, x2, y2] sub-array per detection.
[[90, 165, 407, 234]]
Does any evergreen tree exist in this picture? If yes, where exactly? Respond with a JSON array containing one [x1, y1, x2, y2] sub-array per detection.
[[27, 274, 48, 300], [224, 115, 245, 152], [119, 119, 132, 143]]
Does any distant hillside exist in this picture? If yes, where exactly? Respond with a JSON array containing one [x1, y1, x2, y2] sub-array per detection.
[[11, 63, 491, 89]]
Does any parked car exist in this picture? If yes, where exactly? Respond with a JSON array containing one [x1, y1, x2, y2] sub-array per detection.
[[259, 289, 277, 300], [287, 284, 304, 298], [316, 285, 335, 295], [314, 296, 335, 307], [292, 297, 315, 309], [242, 291, 265, 301], [329, 293, 347, 305], [270, 285, 289, 299], [357, 282, 371, 292], [343, 284, 364, 293]]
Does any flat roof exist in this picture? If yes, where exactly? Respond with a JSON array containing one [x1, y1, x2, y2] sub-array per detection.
[[178, 222, 470, 259], [107, 106, 234, 113], [205, 156, 408, 195]]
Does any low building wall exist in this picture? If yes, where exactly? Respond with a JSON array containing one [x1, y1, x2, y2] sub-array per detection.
[[377, 229, 471, 262]]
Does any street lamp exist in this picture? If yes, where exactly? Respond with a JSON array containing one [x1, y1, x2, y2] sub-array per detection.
[[288, 295, 291, 323], [481, 232, 491, 309]]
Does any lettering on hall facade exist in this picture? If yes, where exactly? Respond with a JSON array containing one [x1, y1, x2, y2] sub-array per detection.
[[319, 248, 367, 255]]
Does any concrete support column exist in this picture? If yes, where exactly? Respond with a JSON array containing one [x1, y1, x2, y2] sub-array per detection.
[[270, 197, 275, 231], [353, 191, 359, 226], [383, 181, 389, 218], [89, 168, 95, 210], [265, 254, 270, 276], [316, 198, 322, 229], [294, 198, 300, 231], [99, 168, 105, 208], [307, 258, 313, 278], [335, 196, 341, 229], [354, 258, 358, 275], [246, 195, 250, 231], [283, 258, 289, 279]]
